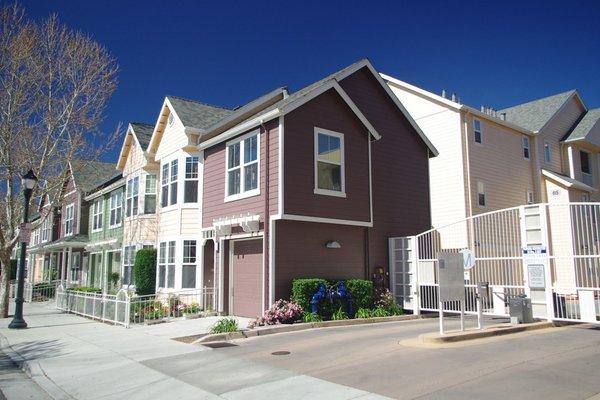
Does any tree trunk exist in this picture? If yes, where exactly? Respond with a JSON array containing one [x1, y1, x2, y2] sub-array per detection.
[[0, 254, 12, 318]]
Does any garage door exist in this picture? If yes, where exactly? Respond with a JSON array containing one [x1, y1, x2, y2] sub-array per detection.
[[231, 239, 263, 318]]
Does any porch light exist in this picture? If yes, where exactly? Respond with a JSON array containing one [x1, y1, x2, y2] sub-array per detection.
[[325, 241, 341, 249], [22, 169, 38, 190]]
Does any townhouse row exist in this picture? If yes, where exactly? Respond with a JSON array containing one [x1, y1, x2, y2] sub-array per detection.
[[24, 59, 600, 318]]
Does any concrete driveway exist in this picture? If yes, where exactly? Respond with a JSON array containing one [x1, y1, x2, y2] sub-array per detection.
[[2, 302, 600, 399]]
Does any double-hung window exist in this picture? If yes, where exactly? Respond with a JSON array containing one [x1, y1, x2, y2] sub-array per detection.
[[580, 150, 593, 186], [109, 190, 123, 227], [126, 177, 139, 217], [477, 181, 486, 207], [226, 131, 259, 200], [473, 119, 482, 144], [544, 142, 552, 163], [41, 216, 50, 242], [161, 160, 178, 207], [144, 174, 156, 214], [123, 246, 135, 286], [182, 240, 197, 288], [64, 204, 74, 236], [158, 241, 175, 289], [91, 199, 103, 232], [522, 136, 530, 159], [314, 128, 345, 196], [184, 157, 199, 203]]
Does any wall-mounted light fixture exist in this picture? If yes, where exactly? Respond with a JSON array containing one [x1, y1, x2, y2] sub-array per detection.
[[325, 241, 341, 249]]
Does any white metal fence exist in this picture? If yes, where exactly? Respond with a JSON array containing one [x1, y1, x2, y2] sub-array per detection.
[[10, 280, 61, 302], [55, 284, 216, 327], [390, 203, 600, 324]]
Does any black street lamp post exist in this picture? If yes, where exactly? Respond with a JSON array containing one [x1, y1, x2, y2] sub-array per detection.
[[9, 169, 38, 330]]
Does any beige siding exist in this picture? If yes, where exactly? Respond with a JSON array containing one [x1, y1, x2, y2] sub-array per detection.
[[388, 84, 467, 229], [155, 111, 188, 161], [467, 114, 534, 213], [123, 216, 157, 245], [538, 96, 586, 173], [123, 140, 147, 176]]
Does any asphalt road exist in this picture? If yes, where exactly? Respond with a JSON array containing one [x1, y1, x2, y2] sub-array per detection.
[[146, 316, 600, 400]]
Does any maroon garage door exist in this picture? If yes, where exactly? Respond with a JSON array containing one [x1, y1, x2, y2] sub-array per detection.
[[231, 239, 263, 318]]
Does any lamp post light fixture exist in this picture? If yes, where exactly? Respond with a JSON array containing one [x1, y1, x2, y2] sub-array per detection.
[[9, 169, 38, 329]]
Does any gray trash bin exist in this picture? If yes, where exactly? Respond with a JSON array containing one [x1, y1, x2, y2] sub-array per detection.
[[508, 297, 534, 323]]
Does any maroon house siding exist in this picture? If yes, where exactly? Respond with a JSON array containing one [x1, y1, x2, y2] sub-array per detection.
[[274, 220, 366, 300], [202, 119, 279, 228], [284, 89, 371, 222], [339, 67, 431, 272]]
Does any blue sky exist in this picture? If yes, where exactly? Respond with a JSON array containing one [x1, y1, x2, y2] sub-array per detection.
[[21, 0, 600, 161]]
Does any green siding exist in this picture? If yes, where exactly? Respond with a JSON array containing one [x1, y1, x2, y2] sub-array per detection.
[[88, 186, 124, 243]]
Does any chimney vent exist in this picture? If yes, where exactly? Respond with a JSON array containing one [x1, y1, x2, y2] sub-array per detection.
[[441, 89, 447, 99]]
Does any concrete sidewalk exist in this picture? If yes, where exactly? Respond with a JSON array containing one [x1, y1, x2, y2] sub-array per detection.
[[0, 302, 390, 400]]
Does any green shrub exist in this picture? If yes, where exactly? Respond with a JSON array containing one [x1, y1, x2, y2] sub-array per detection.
[[291, 278, 328, 312], [332, 307, 349, 320], [134, 249, 157, 296], [375, 289, 403, 316], [108, 272, 120, 288], [371, 307, 390, 317], [68, 286, 102, 293], [302, 312, 323, 323], [355, 308, 373, 319], [210, 318, 239, 334], [346, 279, 373, 310]]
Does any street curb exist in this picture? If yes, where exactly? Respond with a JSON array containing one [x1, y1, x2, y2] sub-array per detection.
[[0, 334, 73, 400], [418, 321, 555, 344], [193, 314, 420, 344]]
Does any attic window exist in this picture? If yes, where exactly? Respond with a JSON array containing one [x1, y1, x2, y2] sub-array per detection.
[[168, 113, 174, 126]]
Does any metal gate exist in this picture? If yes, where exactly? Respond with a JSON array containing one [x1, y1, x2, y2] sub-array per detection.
[[390, 203, 600, 324]]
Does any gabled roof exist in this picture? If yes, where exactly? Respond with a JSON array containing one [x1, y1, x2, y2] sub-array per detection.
[[563, 108, 600, 143], [166, 96, 233, 130], [69, 160, 121, 194], [198, 59, 438, 156], [499, 90, 579, 133], [130, 122, 154, 149]]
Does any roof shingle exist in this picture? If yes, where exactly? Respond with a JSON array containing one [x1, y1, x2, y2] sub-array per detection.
[[70, 160, 121, 193], [166, 96, 233, 129], [563, 108, 600, 142], [129, 122, 154, 149]]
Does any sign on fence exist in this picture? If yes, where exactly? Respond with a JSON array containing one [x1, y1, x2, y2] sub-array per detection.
[[438, 252, 465, 302]]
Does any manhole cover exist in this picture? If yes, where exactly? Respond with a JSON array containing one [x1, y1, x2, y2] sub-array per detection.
[[271, 351, 291, 356]]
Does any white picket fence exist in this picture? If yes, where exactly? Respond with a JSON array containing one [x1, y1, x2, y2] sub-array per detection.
[[9, 280, 61, 302], [390, 203, 600, 324], [55, 285, 216, 327]]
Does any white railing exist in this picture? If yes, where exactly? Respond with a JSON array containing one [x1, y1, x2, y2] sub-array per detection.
[[56, 285, 216, 328], [391, 202, 600, 324], [10, 280, 61, 302]]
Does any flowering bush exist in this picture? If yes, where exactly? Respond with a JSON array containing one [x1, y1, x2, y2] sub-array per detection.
[[375, 289, 403, 315], [249, 299, 303, 328]]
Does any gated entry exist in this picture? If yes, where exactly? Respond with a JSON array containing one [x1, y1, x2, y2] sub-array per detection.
[[390, 203, 600, 324]]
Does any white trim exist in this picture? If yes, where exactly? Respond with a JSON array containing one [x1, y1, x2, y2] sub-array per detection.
[[64, 203, 75, 237], [84, 178, 125, 201], [568, 145, 576, 179], [108, 189, 123, 229], [199, 109, 280, 150], [313, 127, 346, 197], [91, 198, 104, 233], [522, 135, 531, 160], [473, 119, 483, 144], [541, 169, 596, 192], [224, 129, 261, 202], [281, 213, 372, 227], [278, 116, 284, 215], [268, 217, 275, 306], [368, 135, 373, 223]]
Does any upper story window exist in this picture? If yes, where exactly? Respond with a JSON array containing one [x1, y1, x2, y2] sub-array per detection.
[[473, 119, 482, 144], [184, 157, 199, 203], [144, 174, 157, 214], [314, 128, 345, 197], [580, 150, 591, 175], [109, 190, 123, 227], [161, 160, 178, 207], [64, 203, 74, 236], [527, 191, 534, 204], [477, 181, 486, 207], [91, 199, 103, 232], [522, 136, 530, 160], [544, 141, 552, 163], [182, 240, 197, 289], [126, 177, 139, 217], [226, 131, 259, 201], [41, 215, 51, 242]]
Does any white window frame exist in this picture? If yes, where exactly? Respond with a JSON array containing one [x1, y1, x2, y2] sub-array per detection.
[[224, 130, 260, 202], [109, 189, 123, 228], [91, 198, 103, 233], [184, 156, 200, 204], [41, 215, 51, 243], [543, 141, 552, 163], [477, 181, 486, 208], [181, 240, 197, 289], [157, 241, 176, 289], [160, 159, 179, 209], [473, 119, 483, 144], [522, 135, 530, 160], [122, 245, 136, 287], [527, 191, 534, 204], [126, 176, 139, 217], [314, 127, 346, 198], [144, 174, 157, 214], [64, 203, 74, 236]]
